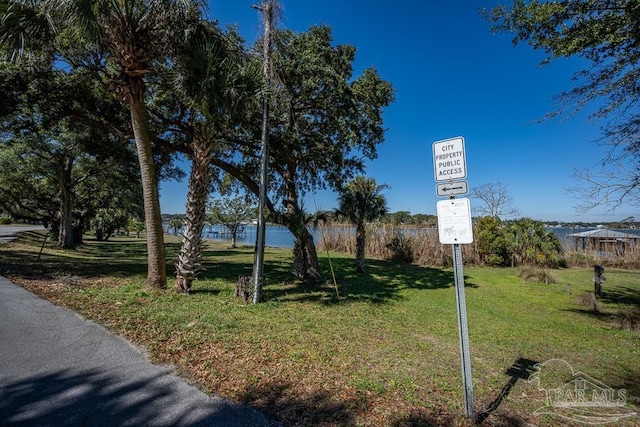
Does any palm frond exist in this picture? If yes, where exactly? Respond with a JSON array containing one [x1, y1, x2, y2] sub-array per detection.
[[0, 0, 57, 60]]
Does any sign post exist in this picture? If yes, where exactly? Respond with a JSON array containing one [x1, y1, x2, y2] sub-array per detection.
[[433, 136, 475, 421], [453, 242, 475, 419]]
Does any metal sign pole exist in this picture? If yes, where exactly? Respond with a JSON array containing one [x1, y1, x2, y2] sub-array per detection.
[[433, 136, 475, 420], [452, 241, 475, 420]]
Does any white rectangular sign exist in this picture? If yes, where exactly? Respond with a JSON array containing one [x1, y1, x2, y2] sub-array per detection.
[[433, 136, 467, 182], [436, 180, 468, 197], [437, 198, 473, 244]]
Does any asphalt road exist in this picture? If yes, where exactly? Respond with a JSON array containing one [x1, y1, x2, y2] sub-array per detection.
[[0, 224, 45, 244], [0, 226, 280, 427]]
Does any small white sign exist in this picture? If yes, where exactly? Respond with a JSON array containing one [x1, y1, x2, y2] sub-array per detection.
[[436, 180, 468, 197], [433, 136, 467, 182], [437, 198, 473, 244]]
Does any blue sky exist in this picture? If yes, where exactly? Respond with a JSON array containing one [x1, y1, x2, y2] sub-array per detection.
[[159, 0, 637, 223]]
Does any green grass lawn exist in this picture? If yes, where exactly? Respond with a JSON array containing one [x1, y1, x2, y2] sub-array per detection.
[[1, 231, 638, 426]]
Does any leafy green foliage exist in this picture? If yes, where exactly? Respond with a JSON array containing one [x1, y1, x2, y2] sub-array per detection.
[[207, 196, 254, 248], [91, 208, 129, 241], [0, 0, 56, 61], [0, 53, 141, 247], [475, 216, 565, 268], [269, 26, 394, 200], [127, 217, 145, 237], [167, 218, 182, 236], [337, 176, 389, 272], [201, 25, 396, 282], [337, 177, 389, 226], [475, 216, 511, 266]]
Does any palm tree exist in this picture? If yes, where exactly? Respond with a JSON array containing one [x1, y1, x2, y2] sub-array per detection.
[[171, 22, 262, 293], [174, 134, 211, 293], [336, 176, 389, 273], [58, 0, 205, 289], [167, 218, 182, 236], [507, 218, 564, 267]]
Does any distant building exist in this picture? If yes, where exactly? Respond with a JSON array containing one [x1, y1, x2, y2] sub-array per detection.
[[566, 229, 640, 255]]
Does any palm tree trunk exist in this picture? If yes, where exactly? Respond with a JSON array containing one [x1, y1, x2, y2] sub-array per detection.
[[291, 227, 322, 283], [129, 97, 167, 289], [175, 139, 212, 293], [302, 230, 322, 282], [355, 225, 366, 273]]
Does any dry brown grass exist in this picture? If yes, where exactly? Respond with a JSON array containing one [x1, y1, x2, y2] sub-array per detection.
[[317, 223, 481, 267], [318, 223, 640, 270], [610, 307, 640, 331]]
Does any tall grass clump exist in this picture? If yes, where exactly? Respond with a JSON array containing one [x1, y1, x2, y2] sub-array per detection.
[[317, 223, 478, 267]]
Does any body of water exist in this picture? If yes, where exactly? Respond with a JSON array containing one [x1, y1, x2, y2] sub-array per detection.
[[203, 224, 296, 249]]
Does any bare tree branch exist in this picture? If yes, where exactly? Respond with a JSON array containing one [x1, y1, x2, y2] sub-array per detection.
[[471, 181, 520, 219]]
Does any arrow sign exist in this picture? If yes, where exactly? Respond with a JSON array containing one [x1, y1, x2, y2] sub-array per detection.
[[436, 181, 469, 197]]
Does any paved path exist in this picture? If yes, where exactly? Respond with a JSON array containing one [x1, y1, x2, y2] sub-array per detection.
[[0, 225, 45, 244], [0, 226, 279, 427]]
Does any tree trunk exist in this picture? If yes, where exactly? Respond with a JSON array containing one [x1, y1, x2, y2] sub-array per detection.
[[73, 221, 83, 245], [355, 225, 366, 273], [58, 157, 75, 249], [58, 185, 74, 249], [175, 139, 212, 293], [130, 97, 167, 289], [291, 227, 322, 283]]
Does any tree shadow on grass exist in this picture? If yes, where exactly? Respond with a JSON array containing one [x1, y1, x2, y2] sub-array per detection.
[[240, 380, 456, 427], [2, 235, 477, 306], [261, 256, 478, 305], [613, 366, 640, 407], [599, 286, 640, 307], [561, 307, 611, 319], [240, 380, 360, 426], [562, 285, 640, 324], [0, 237, 178, 280], [188, 288, 222, 296]]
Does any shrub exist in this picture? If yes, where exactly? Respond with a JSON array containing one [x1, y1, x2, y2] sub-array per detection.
[[484, 254, 505, 267], [0, 214, 12, 225], [475, 216, 511, 266], [385, 232, 414, 264]]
